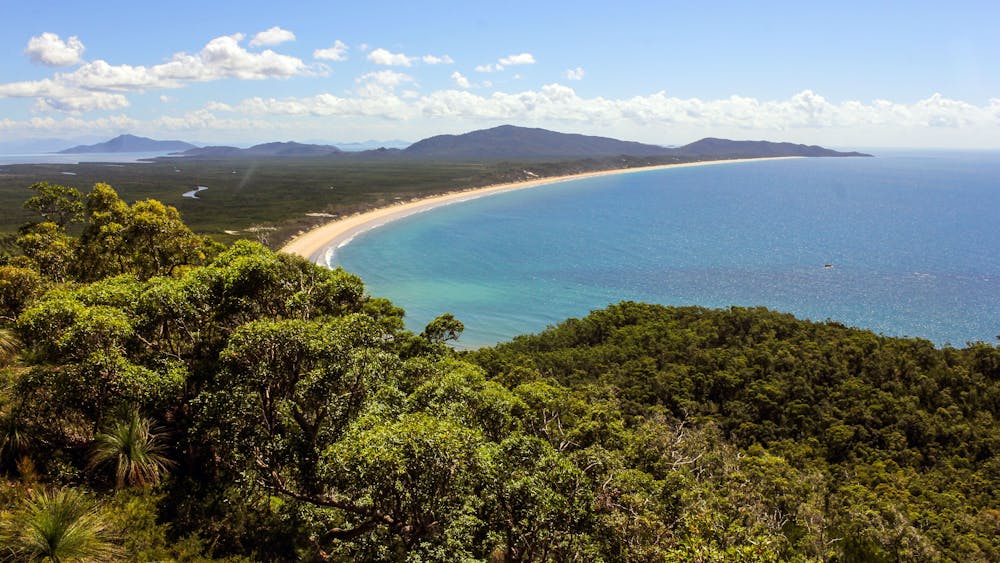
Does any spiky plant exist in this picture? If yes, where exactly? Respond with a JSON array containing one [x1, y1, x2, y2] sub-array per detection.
[[0, 328, 19, 367], [88, 409, 174, 489], [0, 487, 123, 561]]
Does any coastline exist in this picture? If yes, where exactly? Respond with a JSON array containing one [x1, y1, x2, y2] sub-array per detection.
[[279, 156, 800, 263]]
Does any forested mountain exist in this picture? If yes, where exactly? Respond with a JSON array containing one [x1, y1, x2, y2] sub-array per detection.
[[403, 126, 872, 160], [0, 182, 995, 561], [178, 140, 344, 158], [675, 137, 872, 158], [403, 124, 673, 160], [62, 127, 869, 162], [59, 134, 197, 154]]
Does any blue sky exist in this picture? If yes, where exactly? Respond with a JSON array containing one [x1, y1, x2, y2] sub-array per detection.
[[1, 0, 998, 148]]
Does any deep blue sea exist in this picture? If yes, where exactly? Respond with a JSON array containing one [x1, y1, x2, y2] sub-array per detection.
[[329, 152, 1000, 348]]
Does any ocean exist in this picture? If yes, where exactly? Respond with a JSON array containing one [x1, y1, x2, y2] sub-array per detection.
[[0, 152, 176, 166], [329, 151, 1000, 348]]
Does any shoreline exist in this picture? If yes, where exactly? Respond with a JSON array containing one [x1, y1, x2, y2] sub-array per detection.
[[279, 156, 800, 263]]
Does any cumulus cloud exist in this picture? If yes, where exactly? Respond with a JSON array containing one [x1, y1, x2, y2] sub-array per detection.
[[180, 33, 307, 79], [0, 77, 130, 113], [451, 71, 471, 88], [249, 26, 296, 48], [475, 52, 535, 73], [565, 67, 585, 80], [355, 70, 414, 98], [367, 48, 414, 66], [422, 54, 454, 64], [0, 75, 1000, 146], [35, 91, 130, 113], [314, 40, 349, 61], [1, 32, 314, 113], [499, 52, 536, 66], [25, 33, 85, 67], [202, 86, 999, 139], [0, 113, 138, 134]]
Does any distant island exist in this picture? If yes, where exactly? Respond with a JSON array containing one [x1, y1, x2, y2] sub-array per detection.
[[59, 134, 197, 154]]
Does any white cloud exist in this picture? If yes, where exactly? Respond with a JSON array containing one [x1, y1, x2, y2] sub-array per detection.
[[354, 70, 414, 98], [451, 71, 471, 88], [565, 67, 585, 81], [475, 53, 534, 73], [422, 54, 454, 65], [182, 33, 307, 79], [160, 95, 172, 103], [0, 114, 138, 134], [249, 26, 296, 48], [499, 52, 535, 66], [35, 91, 130, 113], [203, 86, 999, 141], [367, 48, 414, 67], [314, 40, 348, 61], [25, 33, 85, 67], [4, 74, 998, 148], [1, 32, 313, 114], [68, 60, 167, 90], [0, 77, 130, 113]]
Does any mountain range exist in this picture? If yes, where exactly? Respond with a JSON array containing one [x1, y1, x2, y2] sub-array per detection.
[[63, 126, 871, 160], [59, 134, 197, 154]]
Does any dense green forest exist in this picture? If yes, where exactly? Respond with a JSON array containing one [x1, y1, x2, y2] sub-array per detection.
[[1, 182, 997, 561]]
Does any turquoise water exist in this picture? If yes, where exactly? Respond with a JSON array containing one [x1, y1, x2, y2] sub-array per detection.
[[329, 152, 1000, 348]]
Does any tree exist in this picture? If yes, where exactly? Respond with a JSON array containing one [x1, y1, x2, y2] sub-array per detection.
[[0, 265, 44, 323], [23, 182, 84, 228], [88, 409, 174, 489], [15, 222, 76, 282], [76, 183, 219, 281], [421, 313, 464, 343]]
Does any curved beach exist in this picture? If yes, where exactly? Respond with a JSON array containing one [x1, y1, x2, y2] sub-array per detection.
[[280, 157, 798, 263]]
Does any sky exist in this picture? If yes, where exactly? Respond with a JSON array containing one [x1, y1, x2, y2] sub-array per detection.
[[1, 0, 998, 149]]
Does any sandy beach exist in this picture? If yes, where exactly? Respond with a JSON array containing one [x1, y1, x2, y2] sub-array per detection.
[[280, 157, 799, 263]]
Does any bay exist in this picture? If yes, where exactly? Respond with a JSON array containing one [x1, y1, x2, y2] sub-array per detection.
[[0, 151, 176, 165], [330, 152, 1000, 348]]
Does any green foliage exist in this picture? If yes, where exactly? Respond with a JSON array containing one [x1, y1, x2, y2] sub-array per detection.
[[0, 265, 45, 323], [471, 302, 1000, 561], [23, 182, 85, 228], [16, 221, 77, 282], [421, 312, 464, 343], [0, 328, 19, 367], [89, 409, 174, 489], [2, 183, 997, 560], [0, 487, 124, 561]]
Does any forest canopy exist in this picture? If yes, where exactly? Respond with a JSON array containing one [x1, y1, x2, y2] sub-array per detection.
[[0, 183, 997, 561]]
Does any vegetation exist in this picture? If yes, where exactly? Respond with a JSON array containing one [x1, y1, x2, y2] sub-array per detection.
[[0, 182, 996, 561], [0, 154, 692, 248]]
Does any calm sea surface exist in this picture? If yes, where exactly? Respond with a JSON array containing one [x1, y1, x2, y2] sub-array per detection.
[[329, 152, 1000, 348], [0, 152, 174, 165]]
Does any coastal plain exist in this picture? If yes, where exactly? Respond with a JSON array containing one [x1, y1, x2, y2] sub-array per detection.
[[0, 154, 694, 248]]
